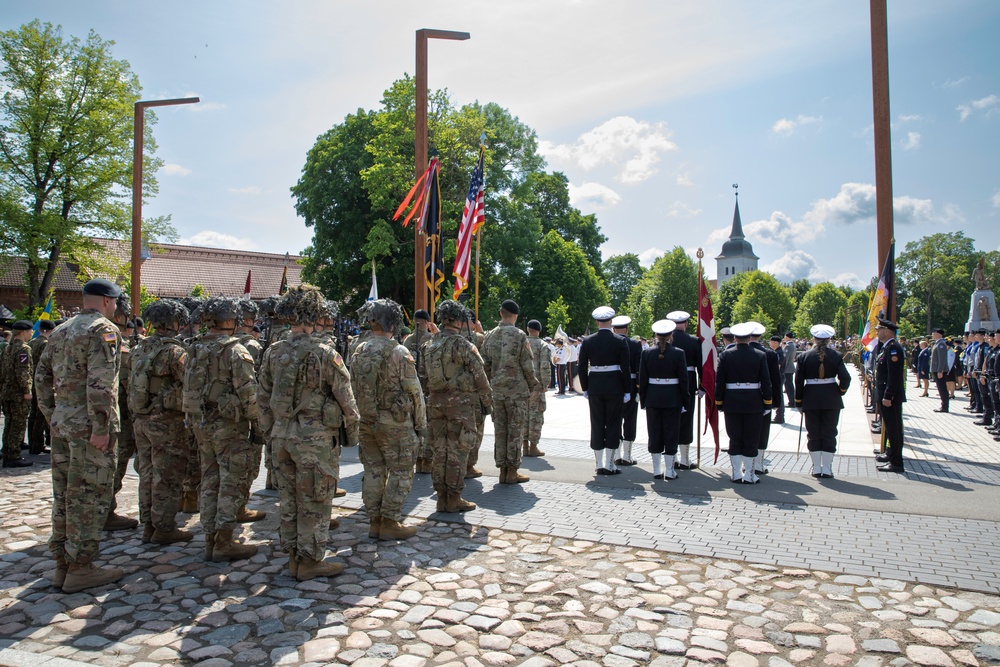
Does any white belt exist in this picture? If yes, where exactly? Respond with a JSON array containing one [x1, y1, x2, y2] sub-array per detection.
[[589, 364, 621, 372], [726, 383, 760, 389], [630, 373, 637, 379], [687, 366, 696, 371], [648, 378, 679, 385], [804, 378, 837, 385]]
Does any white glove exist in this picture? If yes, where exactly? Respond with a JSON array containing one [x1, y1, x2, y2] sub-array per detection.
[[697, 389, 705, 399], [623, 394, 630, 404], [583, 391, 588, 398]]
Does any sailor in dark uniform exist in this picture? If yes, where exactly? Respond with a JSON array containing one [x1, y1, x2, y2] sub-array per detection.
[[638, 319, 690, 480], [874, 319, 906, 472], [720, 327, 735, 352], [666, 311, 701, 470], [715, 322, 772, 483], [578, 306, 631, 475], [612, 315, 642, 466], [794, 324, 851, 478], [749, 322, 781, 475]]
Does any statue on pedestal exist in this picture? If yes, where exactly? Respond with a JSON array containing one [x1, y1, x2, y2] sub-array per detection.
[[973, 257, 990, 291], [978, 296, 991, 321]]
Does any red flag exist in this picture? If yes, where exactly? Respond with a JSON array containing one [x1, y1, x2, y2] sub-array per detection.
[[453, 144, 485, 300], [244, 269, 252, 296], [697, 273, 721, 462], [393, 156, 440, 229]]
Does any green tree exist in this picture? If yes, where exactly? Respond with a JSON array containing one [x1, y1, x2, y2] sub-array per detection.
[[730, 271, 795, 334], [842, 289, 872, 339], [0, 21, 174, 311], [897, 232, 978, 334], [603, 253, 645, 311], [792, 282, 848, 338], [545, 295, 570, 334], [621, 247, 698, 328], [189, 283, 209, 298], [787, 278, 812, 306], [714, 271, 753, 328]]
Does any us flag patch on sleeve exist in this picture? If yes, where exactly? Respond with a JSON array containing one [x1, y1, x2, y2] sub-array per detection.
[[103, 332, 118, 343]]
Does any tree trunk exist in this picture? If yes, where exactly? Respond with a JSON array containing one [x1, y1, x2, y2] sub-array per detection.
[[925, 288, 933, 335]]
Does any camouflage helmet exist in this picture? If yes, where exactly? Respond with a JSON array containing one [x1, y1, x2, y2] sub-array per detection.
[[436, 299, 469, 325], [326, 299, 340, 320], [257, 296, 279, 318], [114, 293, 132, 320], [364, 299, 403, 335], [275, 284, 326, 324], [237, 298, 259, 322], [142, 299, 190, 331], [201, 296, 241, 324], [180, 297, 204, 323]]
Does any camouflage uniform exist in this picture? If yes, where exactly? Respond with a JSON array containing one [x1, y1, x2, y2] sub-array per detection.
[[129, 333, 189, 535], [420, 329, 492, 498], [525, 335, 552, 450], [237, 331, 265, 508], [1, 337, 32, 463], [183, 332, 258, 536], [258, 332, 359, 560], [34, 310, 121, 565], [403, 328, 433, 465], [481, 323, 539, 471], [460, 328, 487, 473], [27, 335, 51, 454], [109, 337, 135, 517], [351, 335, 426, 523]]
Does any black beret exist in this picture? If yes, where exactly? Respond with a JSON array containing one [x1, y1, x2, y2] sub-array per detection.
[[784, 331, 795, 339], [500, 299, 519, 315], [12, 320, 32, 331], [527, 319, 541, 331], [414, 309, 430, 322], [134, 317, 145, 328], [82, 278, 121, 297], [125, 320, 136, 329], [770, 335, 782, 342], [39, 320, 56, 331], [876, 318, 898, 332], [932, 328, 944, 335]]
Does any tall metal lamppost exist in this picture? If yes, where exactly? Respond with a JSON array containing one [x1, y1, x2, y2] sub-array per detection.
[[131, 96, 200, 316], [413, 29, 469, 314]]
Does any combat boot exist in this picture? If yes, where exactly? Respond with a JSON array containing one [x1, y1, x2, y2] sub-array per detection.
[[203, 533, 215, 561], [62, 561, 125, 594], [525, 444, 544, 457], [379, 518, 417, 540], [445, 492, 476, 513], [504, 468, 529, 484], [211, 529, 258, 562], [287, 549, 298, 578], [329, 517, 340, 530], [141, 523, 154, 543], [103, 512, 139, 531], [435, 489, 447, 512], [181, 490, 199, 514], [51, 557, 67, 589], [236, 506, 266, 522], [522, 441, 530, 456], [296, 557, 344, 581], [498, 467, 509, 484], [465, 466, 483, 479], [415, 458, 432, 474], [368, 516, 382, 539], [151, 528, 194, 544]]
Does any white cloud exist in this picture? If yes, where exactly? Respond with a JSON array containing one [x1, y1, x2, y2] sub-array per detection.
[[228, 185, 263, 195], [179, 230, 256, 251], [803, 183, 938, 227], [762, 250, 822, 282], [743, 210, 823, 248], [162, 163, 191, 176], [539, 116, 678, 184], [958, 94, 999, 121], [944, 76, 969, 89], [637, 247, 665, 267], [770, 114, 822, 136], [568, 182, 622, 210], [666, 201, 702, 218], [897, 114, 923, 123], [676, 172, 694, 187], [992, 191, 1000, 208], [831, 272, 867, 290], [901, 131, 921, 150]]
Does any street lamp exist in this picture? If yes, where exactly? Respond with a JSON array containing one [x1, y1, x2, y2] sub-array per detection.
[[131, 96, 200, 316], [413, 29, 469, 314]]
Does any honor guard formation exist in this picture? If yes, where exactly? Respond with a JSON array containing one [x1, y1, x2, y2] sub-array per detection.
[[3, 274, 968, 595]]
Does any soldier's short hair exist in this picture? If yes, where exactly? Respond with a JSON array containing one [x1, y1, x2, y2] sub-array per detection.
[[365, 299, 403, 335], [436, 299, 468, 325], [143, 300, 190, 330], [237, 298, 259, 321], [201, 296, 242, 324], [275, 284, 326, 324]]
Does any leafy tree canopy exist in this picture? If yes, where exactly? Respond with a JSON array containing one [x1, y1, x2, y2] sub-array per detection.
[[621, 247, 698, 338], [897, 231, 978, 335], [730, 271, 795, 335], [792, 282, 848, 338], [603, 253, 645, 311]]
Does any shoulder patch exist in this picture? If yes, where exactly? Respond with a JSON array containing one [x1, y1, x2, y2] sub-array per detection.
[[333, 350, 343, 366], [19, 352, 29, 364], [103, 332, 118, 343], [179, 351, 187, 365]]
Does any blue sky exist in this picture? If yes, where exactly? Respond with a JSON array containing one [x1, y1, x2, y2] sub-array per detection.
[[5, 0, 999, 286]]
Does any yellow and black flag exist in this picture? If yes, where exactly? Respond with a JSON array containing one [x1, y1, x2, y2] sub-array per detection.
[[423, 157, 445, 306]]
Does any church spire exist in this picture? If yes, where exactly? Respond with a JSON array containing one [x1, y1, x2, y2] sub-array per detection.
[[730, 184, 745, 241]]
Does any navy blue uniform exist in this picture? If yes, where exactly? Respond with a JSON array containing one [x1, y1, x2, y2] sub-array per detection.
[[795, 344, 852, 453], [715, 343, 772, 458], [578, 329, 631, 451], [638, 343, 689, 456], [671, 328, 701, 444], [751, 341, 782, 455], [620, 335, 642, 442], [875, 337, 906, 467]]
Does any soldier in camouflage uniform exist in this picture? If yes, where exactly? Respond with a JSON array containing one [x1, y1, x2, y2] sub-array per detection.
[[351, 299, 426, 540], [129, 300, 194, 545], [1, 320, 34, 468], [34, 279, 125, 592], [524, 319, 551, 458], [183, 297, 259, 562], [312, 302, 348, 507], [481, 300, 539, 484], [27, 319, 56, 455], [106, 294, 140, 531], [179, 297, 205, 511], [420, 300, 492, 512], [457, 317, 488, 479], [233, 299, 266, 523], [258, 285, 360, 580], [403, 309, 434, 474]]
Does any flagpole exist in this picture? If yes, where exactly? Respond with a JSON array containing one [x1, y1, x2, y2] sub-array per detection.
[[696, 248, 703, 465], [474, 228, 481, 321]]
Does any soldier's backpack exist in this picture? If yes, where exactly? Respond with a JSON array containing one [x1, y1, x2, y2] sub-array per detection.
[[182, 336, 240, 419], [351, 339, 397, 421]]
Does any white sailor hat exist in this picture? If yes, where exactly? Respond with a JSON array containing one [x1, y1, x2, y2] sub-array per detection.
[[611, 315, 632, 327], [651, 319, 677, 335], [748, 321, 766, 336], [666, 310, 690, 323], [592, 306, 615, 322], [731, 322, 755, 338], [810, 324, 835, 339]]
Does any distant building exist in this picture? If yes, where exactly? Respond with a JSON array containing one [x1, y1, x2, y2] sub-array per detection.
[[715, 193, 758, 286]]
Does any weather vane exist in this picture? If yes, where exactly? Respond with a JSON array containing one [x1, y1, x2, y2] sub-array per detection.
[[733, 183, 739, 198]]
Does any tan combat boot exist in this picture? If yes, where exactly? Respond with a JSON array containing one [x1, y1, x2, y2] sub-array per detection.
[[62, 561, 125, 594], [379, 518, 417, 540], [498, 467, 509, 484], [329, 517, 341, 530], [333, 481, 347, 498], [181, 490, 199, 514], [296, 557, 344, 581], [445, 491, 476, 513], [368, 516, 382, 539], [507, 468, 529, 483], [203, 533, 215, 561], [465, 466, 483, 479], [103, 512, 139, 531], [525, 443, 545, 457], [211, 529, 258, 562], [51, 557, 67, 589], [151, 528, 194, 544], [287, 549, 298, 578], [522, 441, 530, 456], [236, 506, 266, 523], [142, 523, 154, 543]]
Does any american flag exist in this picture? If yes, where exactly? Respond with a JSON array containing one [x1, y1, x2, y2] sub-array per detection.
[[452, 144, 485, 300]]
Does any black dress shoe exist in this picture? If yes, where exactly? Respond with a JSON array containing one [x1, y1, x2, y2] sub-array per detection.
[[933, 408, 948, 413], [674, 463, 690, 470], [877, 463, 905, 473], [974, 420, 991, 425], [731, 478, 745, 484], [811, 472, 823, 478], [755, 469, 769, 475], [2, 458, 33, 468], [819, 473, 834, 479], [771, 419, 785, 425], [596, 468, 609, 475], [687, 463, 699, 470], [652, 473, 665, 480], [875, 454, 891, 463], [606, 468, 622, 475], [19, 442, 28, 450]]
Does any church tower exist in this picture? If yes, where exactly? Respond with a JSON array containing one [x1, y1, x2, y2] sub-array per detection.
[[716, 185, 758, 286]]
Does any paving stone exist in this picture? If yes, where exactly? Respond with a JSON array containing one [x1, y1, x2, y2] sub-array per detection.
[[863, 639, 902, 653], [906, 645, 956, 666]]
